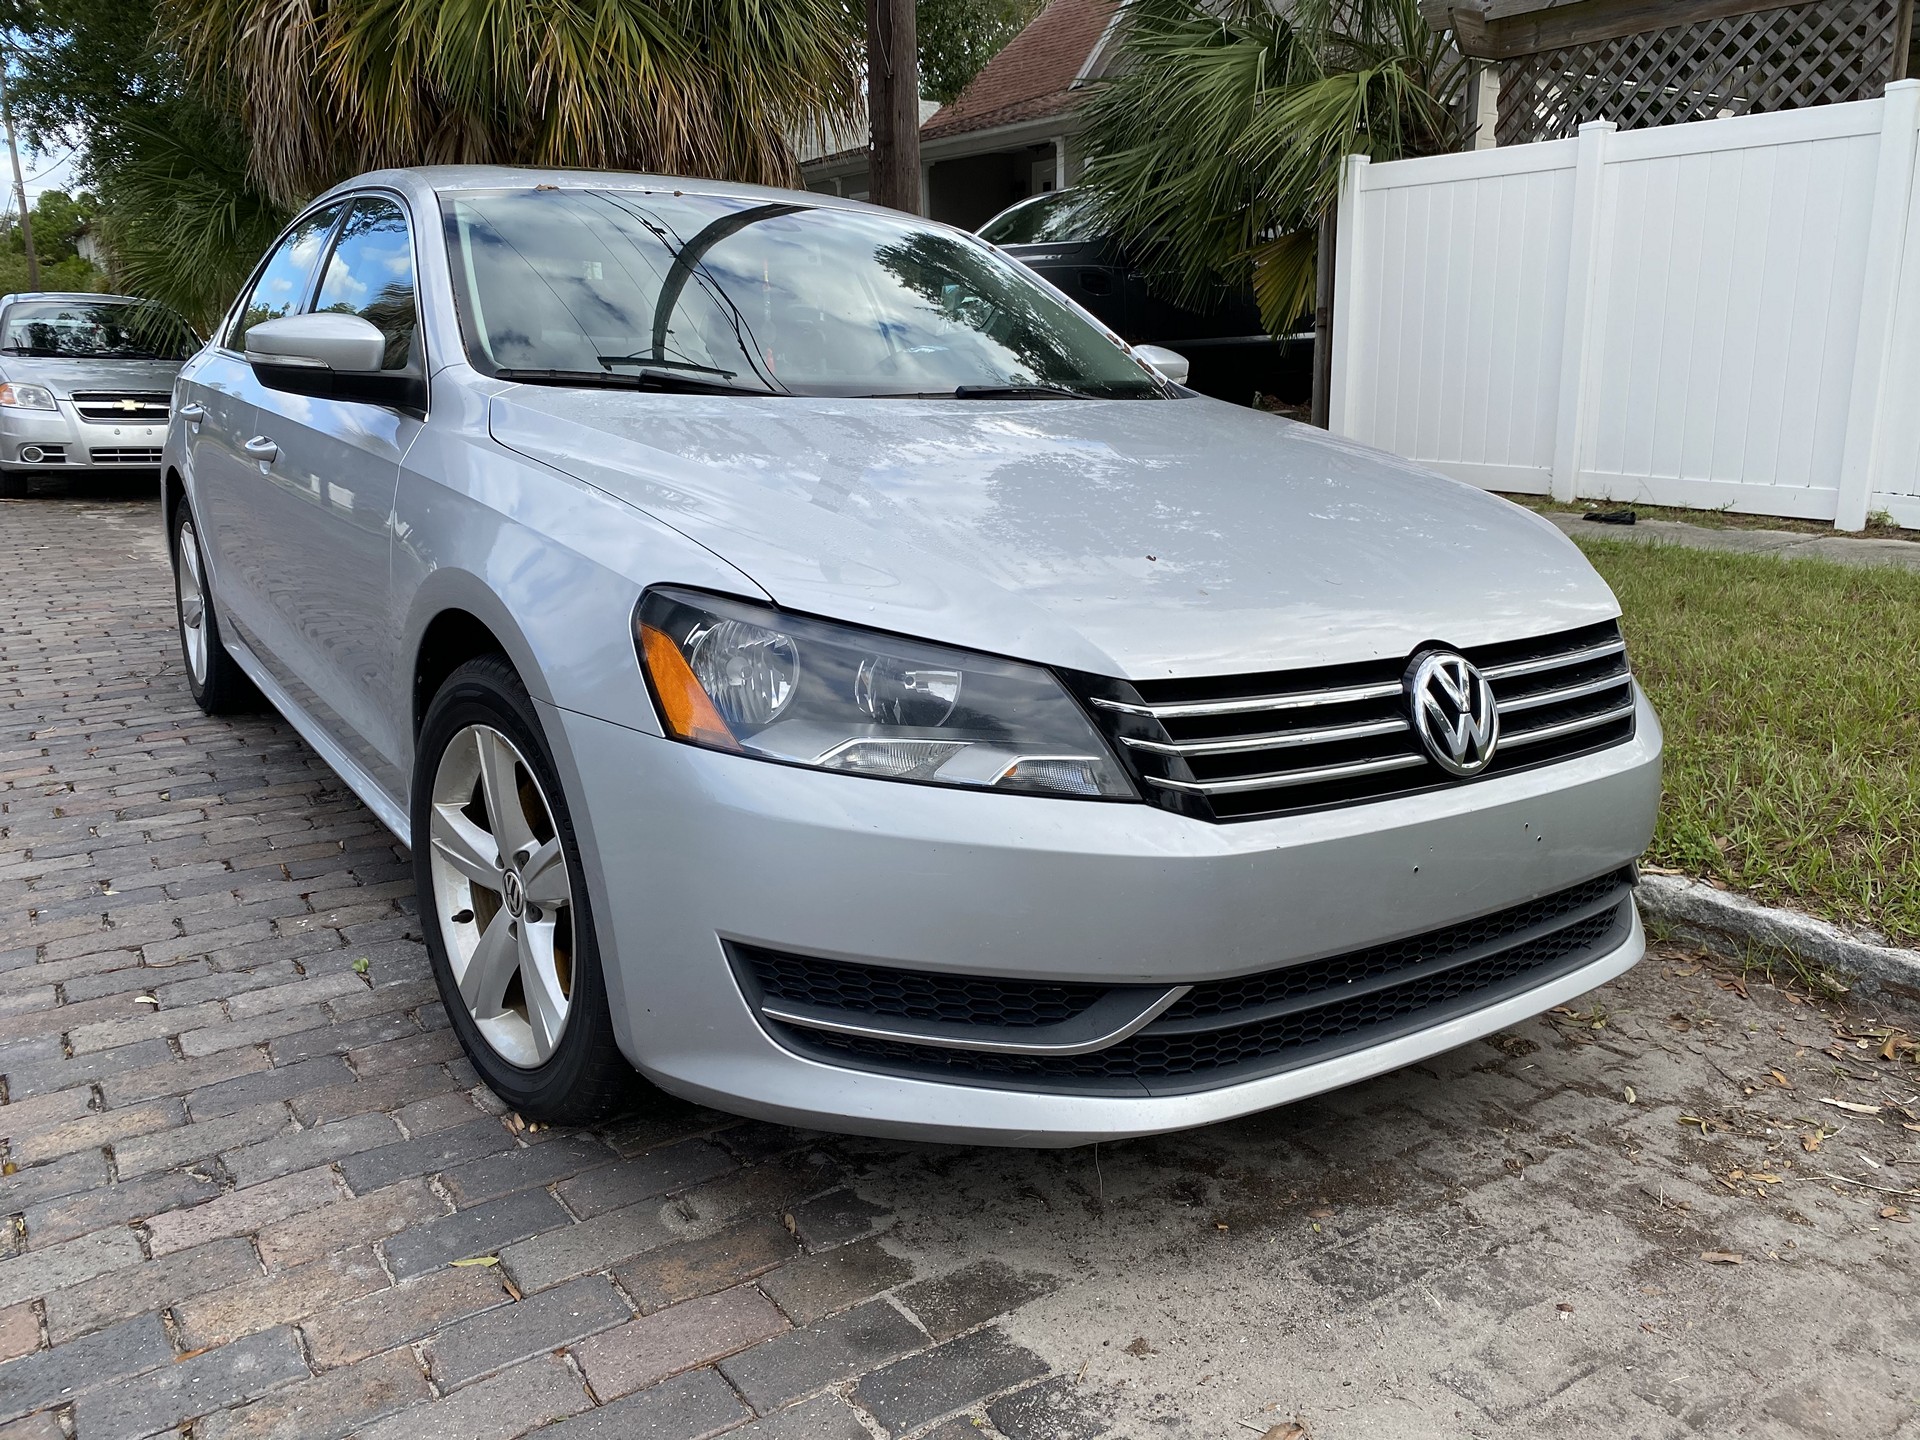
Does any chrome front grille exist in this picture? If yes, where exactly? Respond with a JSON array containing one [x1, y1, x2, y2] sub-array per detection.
[[88, 447, 164, 466], [1074, 620, 1636, 821], [71, 392, 171, 424]]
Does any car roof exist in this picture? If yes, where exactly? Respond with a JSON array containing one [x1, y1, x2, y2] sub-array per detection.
[[314, 165, 892, 220], [0, 292, 151, 305]]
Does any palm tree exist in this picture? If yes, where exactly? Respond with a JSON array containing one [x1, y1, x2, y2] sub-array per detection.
[[1079, 0, 1465, 337], [160, 0, 868, 209]]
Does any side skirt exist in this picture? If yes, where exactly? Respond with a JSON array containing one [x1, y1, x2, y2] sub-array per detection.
[[220, 632, 413, 846]]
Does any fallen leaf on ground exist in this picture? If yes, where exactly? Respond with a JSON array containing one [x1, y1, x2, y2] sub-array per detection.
[[1306, 1206, 1335, 1219], [1768, 1069, 1791, 1088], [1819, 1098, 1882, 1115], [1699, 1251, 1745, 1265], [1717, 975, 1749, 1000], [1260, 1425, 1308, 1440], [1879, 1207, 1910, 1222], [1623, 1085, 1637, 1104], [1801, 1132, 1826, 1152], [450, 1255, 499, 1267]]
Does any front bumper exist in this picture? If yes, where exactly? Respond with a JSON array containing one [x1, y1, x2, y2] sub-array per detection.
[[0, 403, 166, 471], [548, 685, 1661, 1146]]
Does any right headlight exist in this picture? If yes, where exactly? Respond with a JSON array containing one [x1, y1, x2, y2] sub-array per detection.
[[0, 382, 57, 411], [635, 587, 1135, 800]]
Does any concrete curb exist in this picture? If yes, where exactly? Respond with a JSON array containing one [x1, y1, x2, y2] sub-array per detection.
[[1637, 873, 1920, 1003]]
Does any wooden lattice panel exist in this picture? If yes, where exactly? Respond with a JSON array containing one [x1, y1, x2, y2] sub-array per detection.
[[1497, 0, 1907, 145]]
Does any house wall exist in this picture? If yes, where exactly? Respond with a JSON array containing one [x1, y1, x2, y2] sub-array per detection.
[[1330, 82, 1920, 530]]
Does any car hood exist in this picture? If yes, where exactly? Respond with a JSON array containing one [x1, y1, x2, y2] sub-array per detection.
[[0, 357, 184, 396], [489, 389, 1619, 679]]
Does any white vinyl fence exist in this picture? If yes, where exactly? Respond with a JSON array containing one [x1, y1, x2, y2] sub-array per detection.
[[1329, 79, 1920, 531]]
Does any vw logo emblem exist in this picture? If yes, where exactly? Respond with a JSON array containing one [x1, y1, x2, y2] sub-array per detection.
[[1406, 651, 1499, 776], [501, 868, 525, 918]]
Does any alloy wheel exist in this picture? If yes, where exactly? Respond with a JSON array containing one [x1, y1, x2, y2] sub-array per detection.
[[428, 724, 576, 1068], [176, 521, 209, 686]]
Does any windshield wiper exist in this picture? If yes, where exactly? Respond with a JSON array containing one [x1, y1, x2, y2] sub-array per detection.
[[494, 366, 775, 397], [597, 355, 740, 378], [952, 383, 1096, 400]]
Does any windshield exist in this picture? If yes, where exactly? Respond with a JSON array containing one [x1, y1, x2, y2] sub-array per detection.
[[440, 188, 1162, 399], [977, 191, 1098, 247], [0, 300, 198, 361]]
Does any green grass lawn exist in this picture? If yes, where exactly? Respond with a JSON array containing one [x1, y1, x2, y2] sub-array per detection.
[[1573, 538, 1920, 946]]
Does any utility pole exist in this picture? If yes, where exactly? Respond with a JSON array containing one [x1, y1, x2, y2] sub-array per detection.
[[866, 0, 921, 215], [0, 59, 37, 290]]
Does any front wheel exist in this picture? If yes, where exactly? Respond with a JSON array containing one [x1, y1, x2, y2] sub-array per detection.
[[412, 656, 632, 1123], [172, 505, 258, 713]]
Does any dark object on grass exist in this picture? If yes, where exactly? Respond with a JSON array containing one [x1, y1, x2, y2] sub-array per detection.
[[1585, 509, 1637, 525]]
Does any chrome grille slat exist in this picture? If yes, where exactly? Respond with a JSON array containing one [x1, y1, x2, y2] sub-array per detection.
[[1120, 714, 1411, 757], [1075, 620, 1636, 821], [1143, 752, 1428, 796], [1482, 637, 1624, 681], [1493, 669, 1632, 713], [1089, 678, 1402, 719], [1498, 698, 1638, 748]]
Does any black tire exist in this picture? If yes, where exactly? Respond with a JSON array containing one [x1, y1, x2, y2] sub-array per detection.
[[412, 655, 633, 1123], [171, 504, 260, 714]]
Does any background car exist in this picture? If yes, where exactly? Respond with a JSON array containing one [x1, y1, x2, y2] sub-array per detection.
[[0, 292, 199, 497], [978, 190, 1313, 407], [165, 168, 1659, 1146]]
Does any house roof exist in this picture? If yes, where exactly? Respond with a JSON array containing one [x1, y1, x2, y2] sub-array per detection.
[[920, 0, 1120, 142]]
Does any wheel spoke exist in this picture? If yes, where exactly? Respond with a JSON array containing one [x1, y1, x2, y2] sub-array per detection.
[[519, 919, 569, 1060], [459, 910, 520, 1017], [430, 802, 503, 892], [476, 730, 536, 860], [180, 594, 204, 628], [519, 837, 569, 908]]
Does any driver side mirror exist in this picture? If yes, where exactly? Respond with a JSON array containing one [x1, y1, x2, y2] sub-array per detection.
[[245, 313, 424, 410], [1133, 344, 1190, 387]]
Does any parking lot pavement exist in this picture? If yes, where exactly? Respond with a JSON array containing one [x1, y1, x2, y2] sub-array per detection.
[[2, 489, 1917, 1440]]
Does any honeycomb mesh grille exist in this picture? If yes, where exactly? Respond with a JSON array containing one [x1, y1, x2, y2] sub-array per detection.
[[739, 946, 1107, 1027], [747, 869, 1635, 1090]]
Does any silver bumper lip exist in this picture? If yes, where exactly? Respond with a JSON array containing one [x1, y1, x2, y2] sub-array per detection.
[[547, 685, 1663, 1146], [659, 907, 1645, 1146]]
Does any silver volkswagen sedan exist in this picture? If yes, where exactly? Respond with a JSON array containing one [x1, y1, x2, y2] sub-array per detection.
[[164, 168, 1661, 1145]]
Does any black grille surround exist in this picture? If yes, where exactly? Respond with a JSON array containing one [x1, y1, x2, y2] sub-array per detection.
[[71, 392, 170, 424], [1067, 620, 1638, 822], [735, 867, 1637, 1096]]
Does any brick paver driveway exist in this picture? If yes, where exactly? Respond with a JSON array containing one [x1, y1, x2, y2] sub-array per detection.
[[3, 488, 1917, 1440]]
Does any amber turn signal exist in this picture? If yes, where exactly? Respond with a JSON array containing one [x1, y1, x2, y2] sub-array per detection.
[[639, 624, 739, 751]]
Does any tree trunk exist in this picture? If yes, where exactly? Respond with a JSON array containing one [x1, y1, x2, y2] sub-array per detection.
[[867, 0, 922, 214], [0, 68, 38, 291], [1310, 208, 1336, 428]]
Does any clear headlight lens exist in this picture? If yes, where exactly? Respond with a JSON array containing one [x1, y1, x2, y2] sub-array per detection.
[[635, 588, 1135, 800], [0, 382, 57, 411]]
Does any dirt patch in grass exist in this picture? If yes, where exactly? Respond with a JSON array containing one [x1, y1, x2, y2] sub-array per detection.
[[1575, 538, 1920, 946], [1504, 492, 1915, 541]]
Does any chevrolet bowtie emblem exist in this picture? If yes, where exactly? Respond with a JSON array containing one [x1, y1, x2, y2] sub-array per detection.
[[120, 399, 139, 411]]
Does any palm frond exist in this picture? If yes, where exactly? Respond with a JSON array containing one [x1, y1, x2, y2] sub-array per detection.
[[1081, 0, 1467, 333], [159, 0, 866, 206]]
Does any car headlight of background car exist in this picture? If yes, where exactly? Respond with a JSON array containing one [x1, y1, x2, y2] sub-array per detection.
[[636, 588, 1134, 799], [0, 382, 57, 411]]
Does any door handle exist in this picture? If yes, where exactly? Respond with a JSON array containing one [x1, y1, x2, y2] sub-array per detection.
[[243, 436, 278, 464], [178, 402, 206, 422]]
